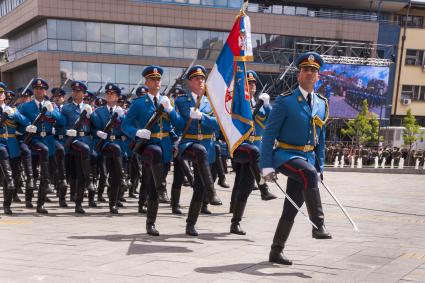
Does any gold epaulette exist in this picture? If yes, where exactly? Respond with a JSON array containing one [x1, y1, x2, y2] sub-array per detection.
[[280, 91, 291, 97]]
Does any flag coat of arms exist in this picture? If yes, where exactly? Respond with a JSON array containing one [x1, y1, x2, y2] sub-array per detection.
[[206, 7, 254, 157]]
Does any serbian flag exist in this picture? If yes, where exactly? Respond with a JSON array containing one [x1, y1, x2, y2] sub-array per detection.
[[206, 8, 254, 157]]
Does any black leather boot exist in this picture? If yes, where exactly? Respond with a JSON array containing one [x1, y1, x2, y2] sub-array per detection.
[[216, 155, 229, 188], [201, 199, 211, 214], [25, 187, 33, 208], [88, 190, 97, 207], [180, 160, 194, 187], [1, 158, 15, 214], [151, 163, 169, 204], [269, 219, 294, 265], [170, 185, 183, 215], [186, 201, 202, 236], [36, 161, 49, 214], [230, 201, 247, 235], [303, 187, 332, 239], [197, 161, 222, 206], [58, 181, 68, 207], [259, 183, 277, 201], [146, 200, 159, 236]]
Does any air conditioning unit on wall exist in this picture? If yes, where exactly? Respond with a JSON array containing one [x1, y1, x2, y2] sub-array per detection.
[[402, 98, 411, 105]]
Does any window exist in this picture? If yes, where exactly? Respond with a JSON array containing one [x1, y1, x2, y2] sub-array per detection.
[[87, 63, 101, 82], [402, 85, 425, 101], [87, 22, 100, 42], [56, 20, 71, 40], [157, 27, 170, 47], [405, 49, 424, 66], [101, 23, 114, 43], [396, 15, 424, 28], [72, 21, 86, 41], [129, 25, 142, 45], [115, 24, 129, 44], [143, 26, 156, 45], [47, 20, 57, 39]]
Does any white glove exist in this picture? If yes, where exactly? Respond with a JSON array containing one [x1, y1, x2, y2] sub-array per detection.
[[136, 129, 151, 140], [113, 106, 125, 117], [258, 93, 270, 106], [96, 130, 108, 140], [42, 101, 54, 112], [83, 104, 93, 118], [25, 125, 37, 133], [189, 107, 203, 120], [160, 96, 173, 112], [262, 167, 277, 182], [4, 107, 14, 116], [66, 129, 77, 137], [52, 127, 56, 135]]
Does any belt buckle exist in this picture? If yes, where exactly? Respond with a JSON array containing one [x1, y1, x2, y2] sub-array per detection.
[[40, 131, 46, 137], [303, 145, 310, 152], [248, 136, 254, 142], [198, 134, 203, 140], [121, 136, 126, 141], [78, 132, 85, 137], [110, 135, 116, 141], [59, 135, 64, 140]]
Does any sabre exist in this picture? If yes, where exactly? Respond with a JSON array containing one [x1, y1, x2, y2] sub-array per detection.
[[320, 180, 359, 232], [272, 179, 318, 230]]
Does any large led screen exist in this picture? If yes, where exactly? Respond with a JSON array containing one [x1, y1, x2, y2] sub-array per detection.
[[315, 64, 390, 119]]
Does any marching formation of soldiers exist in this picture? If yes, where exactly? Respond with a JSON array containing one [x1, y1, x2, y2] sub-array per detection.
[[1, 51, 333, 265]]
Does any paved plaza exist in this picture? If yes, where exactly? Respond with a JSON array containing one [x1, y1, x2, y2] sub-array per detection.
[[0, 171, 425, 282]]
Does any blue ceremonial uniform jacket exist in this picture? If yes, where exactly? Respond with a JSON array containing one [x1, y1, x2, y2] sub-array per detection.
[[260, 87, 328, 173], [246, 99, 272, 148], [174, 92, 220, 164], [60, 102, 94, 149], [91, 106, 130, 157], [54, 104, 67, 144], [0, 106, 30, 158], [19, 100, 64, 156], [121, 94, 183, 163]]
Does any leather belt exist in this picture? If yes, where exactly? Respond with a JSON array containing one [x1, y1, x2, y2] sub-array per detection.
[[276, 141, 315, 152], [248, 136, 262, 142], [78, 131, 89, 137], [0, 134, 17, 138], [55, 135, 65, 140], [37, 132, 52, 137], [151, 132, 169, 139], [184, 134, 213, 140]]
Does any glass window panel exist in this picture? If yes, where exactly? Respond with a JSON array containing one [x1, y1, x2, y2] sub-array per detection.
[[157, 27, 170, 46], [57, 40, 72, 51], [88, 82, 101, 92], [129, 25, 142, 44], [170, 47, 183, 58], [115, 24, 129, 44], [88, 63, 101, 82], [183, 29, 196, 48], [60, 61, 73, 80], [129, 44, 143, 56], [118, 84, 130, 95], [157, 46, 170, 57], [197, 30, 210, 49], [184, 48, 197, 59], [73, 62, 88, 81], [56, 20, 71, 40], [161, 68, 171, 91], [47, 20, 57, 39], [143, 26, 156, 45], [87, 22, 100, 42], [228, 0, 241, 8], [87, 42, 100, 53], [115, 43, 129, 55], [175, 0, 188, 3], [71, 21, 86, 41], [170, 28, 183, 47], [142, 46, 157, 56], [101, 43, 114, 54], [48, 39, 57, 50], [101, 64, 116, 84], [201, 0, 213, 5], [130, 65, 144, 85], [101, 23, 114, 43], [116, 64, 129, 84], [72, 41, 86, 52]]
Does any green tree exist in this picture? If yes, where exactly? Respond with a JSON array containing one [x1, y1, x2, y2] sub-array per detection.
[[341, 100, 379, 147], [402, 108, 422, 151]]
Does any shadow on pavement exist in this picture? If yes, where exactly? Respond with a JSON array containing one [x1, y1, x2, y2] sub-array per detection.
[[194, 262, 312, 278]]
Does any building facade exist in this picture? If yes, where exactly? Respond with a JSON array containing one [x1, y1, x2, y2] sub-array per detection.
[[392, 1, 425, 127]]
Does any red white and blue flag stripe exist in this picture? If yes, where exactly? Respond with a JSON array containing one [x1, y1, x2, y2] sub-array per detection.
[[206, 10, 254, 156]]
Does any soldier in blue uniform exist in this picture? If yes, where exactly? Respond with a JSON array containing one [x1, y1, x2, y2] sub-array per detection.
[[19, 78, 64, 214], [61, 81, 96, 214], [173, 65, 222, 236], [122, 65, 182, 236], [91, 83, 127, 214], [51, 87, 68, 207], [261, 52, 332, 265], [0, 82, 31, 214]]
